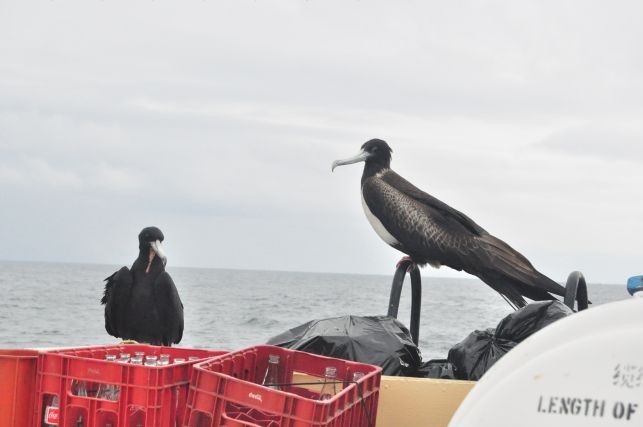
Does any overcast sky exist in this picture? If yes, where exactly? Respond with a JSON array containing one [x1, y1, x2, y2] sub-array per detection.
[[1, 1, 642, 284]]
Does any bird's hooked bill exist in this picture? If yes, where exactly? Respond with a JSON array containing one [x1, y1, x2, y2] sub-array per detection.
[[331, 149, 372, 172], [150, 240, 167, 266]]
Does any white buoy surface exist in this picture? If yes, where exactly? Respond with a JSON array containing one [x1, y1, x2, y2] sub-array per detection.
[[449, 297, 643, 427]]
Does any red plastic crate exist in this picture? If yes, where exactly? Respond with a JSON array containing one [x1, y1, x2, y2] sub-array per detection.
[[0, 349, 39, 427], [185, 345, 382, 427], [34, 344, 227, 427]]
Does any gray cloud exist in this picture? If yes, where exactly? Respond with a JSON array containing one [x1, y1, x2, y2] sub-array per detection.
[[1, 1, 642, 283], [537, 123, 643, 162]]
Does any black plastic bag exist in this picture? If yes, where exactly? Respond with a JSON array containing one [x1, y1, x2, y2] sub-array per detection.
[[448, 300, 573, 380], [447, 328, 516, 381], [267, 315, 422, 376], [495, 299, 573, 342], [416, 359, 457, 379]]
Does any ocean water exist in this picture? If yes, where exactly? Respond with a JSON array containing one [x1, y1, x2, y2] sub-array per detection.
[[0, 261, 629, 360]]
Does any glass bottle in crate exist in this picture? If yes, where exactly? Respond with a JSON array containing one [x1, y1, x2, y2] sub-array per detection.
[[158, 353, 170, 366], [351, 371, 365, 393], [144, 355, 158, 366], [128, 407, 145, 427], [352, 371, 365, 382], [41, 394, 59, 427], [96, 381, 118, 401], [71, 378, 89, 397], [96, 354, 119, 400], [319, 366, 338, 400], [95, 355, 112, 400], [171, 357, 184, 425], [262, 354, 282, 390]]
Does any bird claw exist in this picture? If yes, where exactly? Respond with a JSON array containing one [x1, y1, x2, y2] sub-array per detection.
[[396, 256, 415, 270]]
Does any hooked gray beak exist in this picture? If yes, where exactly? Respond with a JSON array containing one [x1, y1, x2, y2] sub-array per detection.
[[150, 240, 167, 266], [331, 149, 372, 172]]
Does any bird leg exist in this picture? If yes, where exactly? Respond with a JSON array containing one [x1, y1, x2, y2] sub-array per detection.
[[396, 256, 416, 271]]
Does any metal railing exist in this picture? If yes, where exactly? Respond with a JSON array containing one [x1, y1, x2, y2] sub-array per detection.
[[387, 259, 421, 345], [386, 265, 589, 344], [563, 271, 589, 311]]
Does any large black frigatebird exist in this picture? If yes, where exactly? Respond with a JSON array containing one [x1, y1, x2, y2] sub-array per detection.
[[332, 139, 566, 308], [101, 226, 184, 345]]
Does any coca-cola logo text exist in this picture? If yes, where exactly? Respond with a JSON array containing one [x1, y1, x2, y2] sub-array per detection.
[[248, 392, 263, 403], [45, 406, 60, 424]]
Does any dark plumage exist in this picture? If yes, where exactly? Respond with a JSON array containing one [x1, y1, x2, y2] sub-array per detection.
[[101, 226, 184, 346], [332, 139, 566, 308]]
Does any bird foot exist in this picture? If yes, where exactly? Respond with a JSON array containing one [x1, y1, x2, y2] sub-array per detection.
[[396, 256, 415, 270]]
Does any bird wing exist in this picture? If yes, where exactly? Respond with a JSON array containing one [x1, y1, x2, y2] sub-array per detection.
[[381, 170, 487, 236], [365, 170, 565, 307], [101, 267, 133, 339], [363, 171, 483, 269], [154, 271, 184, 345]]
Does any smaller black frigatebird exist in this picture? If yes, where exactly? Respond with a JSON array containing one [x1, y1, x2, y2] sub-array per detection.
[[332, 139, 566, 308], [101, 226, 184, 346]]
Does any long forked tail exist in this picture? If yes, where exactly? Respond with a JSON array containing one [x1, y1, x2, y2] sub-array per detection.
[[480, 269, 565, 309], [474, 234, 566, 309]]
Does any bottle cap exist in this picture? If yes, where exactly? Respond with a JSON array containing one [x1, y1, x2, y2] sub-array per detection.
[[352, 371, 365, 382], [324, 366, 337, 377]]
